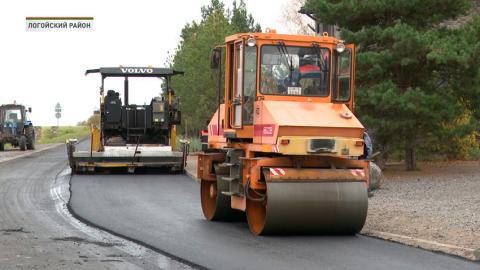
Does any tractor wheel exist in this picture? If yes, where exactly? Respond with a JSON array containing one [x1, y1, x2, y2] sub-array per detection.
[[19, 136, 27, 151], [0, 142, 4, 151], [26, 127, 35, 150]]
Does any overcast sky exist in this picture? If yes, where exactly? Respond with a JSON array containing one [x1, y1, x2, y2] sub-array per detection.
[[0, 0, 298, 126]]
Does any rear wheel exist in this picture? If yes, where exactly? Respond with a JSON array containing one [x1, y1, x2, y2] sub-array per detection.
[[245, 186, 267, 235], [0, 142, 4, 151], [201, 175, 244, 221], [25, 126, 35, 150], [368, 162, 383, 190], [19, 136, 27, 151]]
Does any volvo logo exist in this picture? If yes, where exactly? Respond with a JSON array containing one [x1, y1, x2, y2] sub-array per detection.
[[121, 67, 154, 74]]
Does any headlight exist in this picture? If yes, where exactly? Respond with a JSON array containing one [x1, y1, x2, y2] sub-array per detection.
[[247, 37, 256, 47], [335, 42, 345, 53]]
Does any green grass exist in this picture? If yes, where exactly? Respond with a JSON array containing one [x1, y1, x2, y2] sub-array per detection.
[[37, 126, 90, 144], [176, 136, 202, 152], [3, 144, 12, 150]]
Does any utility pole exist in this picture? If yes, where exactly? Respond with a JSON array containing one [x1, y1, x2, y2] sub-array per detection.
[[55, 102, 62, 127]]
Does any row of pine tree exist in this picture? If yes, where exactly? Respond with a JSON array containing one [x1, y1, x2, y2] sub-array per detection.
[[169, 0, 480, 170]]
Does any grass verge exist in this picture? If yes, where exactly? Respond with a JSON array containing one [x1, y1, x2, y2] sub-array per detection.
[[37, 126, 90, 144], [176, 136, 202, 152]]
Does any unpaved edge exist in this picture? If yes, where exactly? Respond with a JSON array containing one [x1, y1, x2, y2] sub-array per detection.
[[363, 230, 479, 261]]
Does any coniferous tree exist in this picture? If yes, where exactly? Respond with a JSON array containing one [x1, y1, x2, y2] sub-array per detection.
[[230, 0, 261, 33], [169, 0, 261, 136], [304, 0, 480, 170]]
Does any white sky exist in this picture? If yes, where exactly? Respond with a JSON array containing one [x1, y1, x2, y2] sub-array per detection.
[[0, 0, 296, 126]]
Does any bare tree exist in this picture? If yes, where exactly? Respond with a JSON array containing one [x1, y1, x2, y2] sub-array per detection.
[[280, 0, 314, 35]]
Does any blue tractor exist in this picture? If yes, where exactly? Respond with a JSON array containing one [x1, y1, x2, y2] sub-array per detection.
[[0, 104, 35, 151]]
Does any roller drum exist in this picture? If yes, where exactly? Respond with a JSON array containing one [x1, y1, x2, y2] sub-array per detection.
[[247, 181, 368, 235]]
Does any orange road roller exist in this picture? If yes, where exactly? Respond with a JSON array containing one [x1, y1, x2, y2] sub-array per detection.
[[198, 29, 369, 235]]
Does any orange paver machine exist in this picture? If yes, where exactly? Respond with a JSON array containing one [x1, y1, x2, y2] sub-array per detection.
[[198, 29, 369, 235]]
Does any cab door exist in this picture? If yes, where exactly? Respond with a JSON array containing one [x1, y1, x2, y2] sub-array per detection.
[[232, 41, 244, 128], [242, 45, 257, 127]]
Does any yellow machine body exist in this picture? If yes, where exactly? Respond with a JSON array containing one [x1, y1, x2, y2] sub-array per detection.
[[90, 126, 101, 152], [66, 67, 186, 174]]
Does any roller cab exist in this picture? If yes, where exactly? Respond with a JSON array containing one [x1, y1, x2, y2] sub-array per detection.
[[198, 30, 369, 235], [67, 67, 187, 174]]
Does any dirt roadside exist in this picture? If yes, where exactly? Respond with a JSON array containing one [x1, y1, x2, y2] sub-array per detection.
[[363, 161, 480, 261], [185, 155, 480, 261]]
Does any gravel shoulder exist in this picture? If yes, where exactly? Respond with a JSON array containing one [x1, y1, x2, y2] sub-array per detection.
[[363, 161, 480, 260]]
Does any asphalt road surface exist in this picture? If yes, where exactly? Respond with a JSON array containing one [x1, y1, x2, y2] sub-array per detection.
[[0, 144, 190, 270], [69, 143, 480, 270]]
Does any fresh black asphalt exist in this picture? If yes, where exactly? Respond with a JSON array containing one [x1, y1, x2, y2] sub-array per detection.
[[69, 142, 480, 270]]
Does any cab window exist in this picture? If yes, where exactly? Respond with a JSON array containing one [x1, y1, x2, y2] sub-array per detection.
[[5, 109, 22, 123], [243, 46, 257, 125], [332, 49, 352, 102], [260, 45, 330, 97]]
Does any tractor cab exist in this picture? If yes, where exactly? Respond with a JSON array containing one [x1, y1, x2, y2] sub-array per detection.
[[0, 104, 35, 151], [0, 105, 29, 135]]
